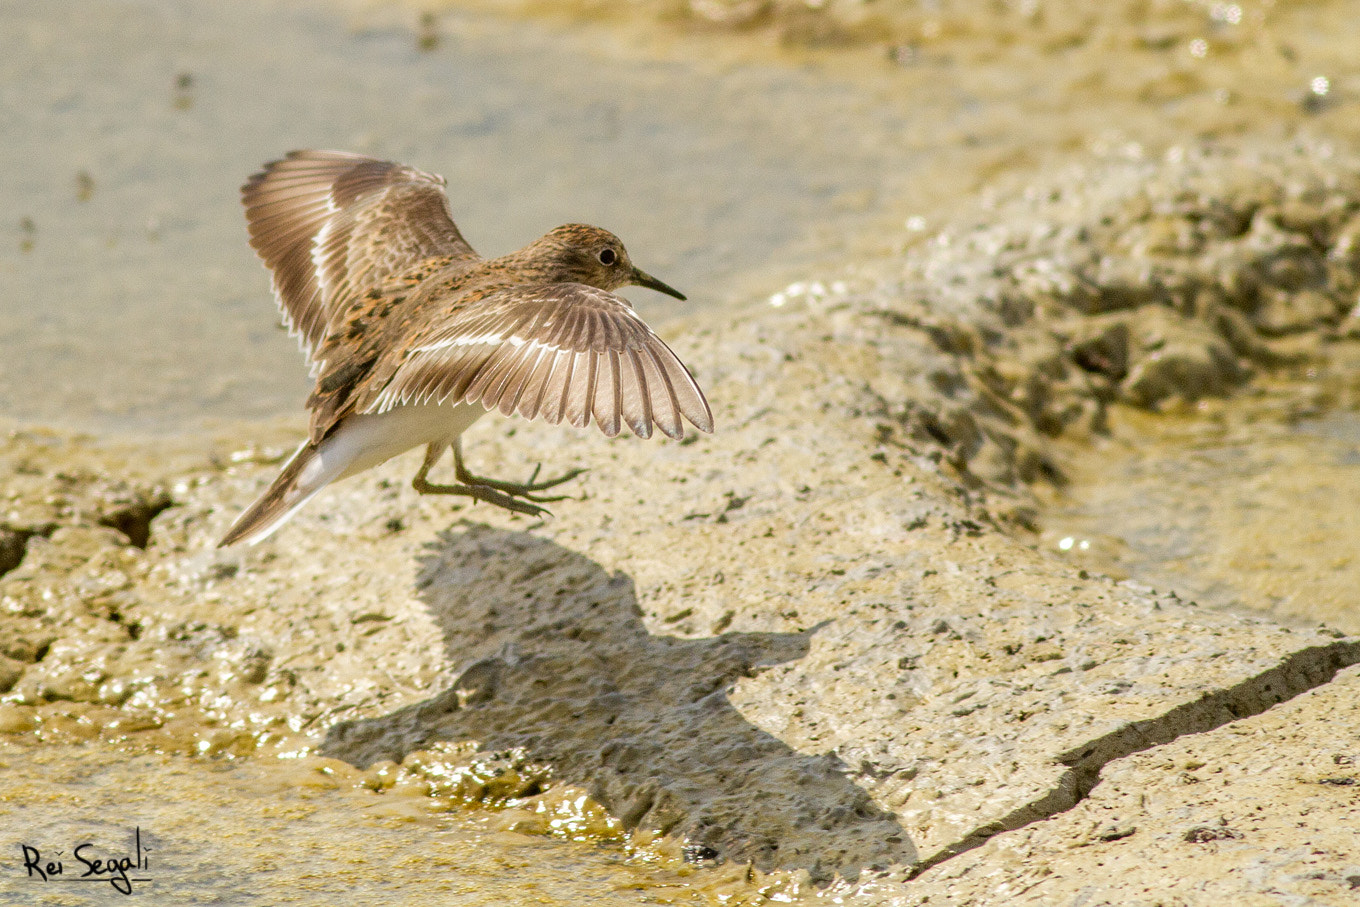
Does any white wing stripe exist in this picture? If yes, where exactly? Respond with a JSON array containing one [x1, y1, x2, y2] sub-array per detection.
[[410, 333, 572, 356]]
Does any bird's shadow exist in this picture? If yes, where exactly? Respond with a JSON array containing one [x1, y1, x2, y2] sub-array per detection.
[[321, 523, 915, 881]]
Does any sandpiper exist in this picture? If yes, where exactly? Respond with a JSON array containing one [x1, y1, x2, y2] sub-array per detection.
[[219, 150, 712, 547]]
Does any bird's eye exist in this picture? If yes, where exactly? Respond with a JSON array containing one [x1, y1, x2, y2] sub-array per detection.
[[598, 248, 617, 266]]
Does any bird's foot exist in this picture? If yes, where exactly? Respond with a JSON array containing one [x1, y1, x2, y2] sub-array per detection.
[[455, 461, 587, 498], [413, 476, 557, 517]]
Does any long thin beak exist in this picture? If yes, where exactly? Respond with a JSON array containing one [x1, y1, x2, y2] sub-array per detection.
[[631, 267, 686, 301]]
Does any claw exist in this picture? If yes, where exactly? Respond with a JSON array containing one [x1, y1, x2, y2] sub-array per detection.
[[414, 473, 553, 517], [410, 441, 585, 518], [454, 447, 586, 497]]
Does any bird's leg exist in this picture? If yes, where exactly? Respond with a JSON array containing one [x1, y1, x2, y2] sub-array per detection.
[[412, 442, 550, 517], [451, 439, 586, 497], [411, 441, 585, 517]]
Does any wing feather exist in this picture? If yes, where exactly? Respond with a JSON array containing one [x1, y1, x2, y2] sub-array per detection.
[[593, 349, 621, 437], [480, 345, 529, 415], [639, 347, 682, 440], [462, 325, 527, 403], [654, 340, 714, 434], [241, 150, 478, 372], [567, 350, 597, 430], [440, 346, 490, 405], [621, 348, 652, 439], [511, 345, 556, 420], [541, 350, 575, 426], [362, 282, 711, 438]]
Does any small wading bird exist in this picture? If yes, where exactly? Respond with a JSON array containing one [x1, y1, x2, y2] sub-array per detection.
[[219, 151, 713, 547]]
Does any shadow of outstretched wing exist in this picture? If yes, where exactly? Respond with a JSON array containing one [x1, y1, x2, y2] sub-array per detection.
[[322, 523, 915, 881]]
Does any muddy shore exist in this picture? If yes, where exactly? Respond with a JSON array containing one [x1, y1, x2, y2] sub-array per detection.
[[4, 129, 1360, 902]]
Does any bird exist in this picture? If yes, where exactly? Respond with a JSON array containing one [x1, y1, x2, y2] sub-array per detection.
[[218, 150, 713, 547]]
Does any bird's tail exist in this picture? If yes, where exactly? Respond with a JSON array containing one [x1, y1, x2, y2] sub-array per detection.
[[218, 440, 340, 547]]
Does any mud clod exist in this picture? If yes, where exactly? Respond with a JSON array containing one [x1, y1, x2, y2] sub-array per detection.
[[0, 527, 35, 577], [97, 487, 173, 548], [1184, 823, 1242, 843]]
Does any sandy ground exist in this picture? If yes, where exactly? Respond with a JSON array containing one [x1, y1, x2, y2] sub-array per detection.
[[5, 138, 1360, 902], [5, 0, 1360, 903]]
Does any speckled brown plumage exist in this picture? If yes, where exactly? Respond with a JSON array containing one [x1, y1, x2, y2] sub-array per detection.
[[220, 150, 712, 546]]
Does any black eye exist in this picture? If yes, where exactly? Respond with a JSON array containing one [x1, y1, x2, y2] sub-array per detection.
[[598, 248, 617, 265]]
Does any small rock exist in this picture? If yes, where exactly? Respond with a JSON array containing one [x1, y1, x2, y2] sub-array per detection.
[[0, 704, 36, 734], [1123, 339, 1247, 408], [1094, 822, 1137, 842], [1252, 288, 1344, 336], [0, 654, 24, 693], [1070, 321, 1130, 381], [1184, 823, 1242, 843]]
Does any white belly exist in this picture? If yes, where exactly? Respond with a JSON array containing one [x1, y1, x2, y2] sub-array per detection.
[[309, 402, 486, 484]]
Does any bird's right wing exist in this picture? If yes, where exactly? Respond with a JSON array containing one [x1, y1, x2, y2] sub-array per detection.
[[241, 150, 479, 374], [364, 283, 713, 440]]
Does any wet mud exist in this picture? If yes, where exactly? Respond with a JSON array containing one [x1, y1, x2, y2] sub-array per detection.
[[4, 0, 1360, 904], [6, 139, 1360, 904]]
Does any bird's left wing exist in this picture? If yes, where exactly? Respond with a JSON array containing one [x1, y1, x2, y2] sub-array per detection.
[[242, 150, 479, 373], [362, 284, 713, 440]]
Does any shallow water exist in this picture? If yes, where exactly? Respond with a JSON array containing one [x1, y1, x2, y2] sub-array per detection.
[[0, 742, 754, 905], [0, 0, 931, 436], [1038, 388, 1360, 635], [11, 0, 1355, 438]]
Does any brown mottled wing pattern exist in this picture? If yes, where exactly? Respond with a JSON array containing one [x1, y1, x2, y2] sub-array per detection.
[[241, 150, 478, 373], [364, 284, 713, 440]]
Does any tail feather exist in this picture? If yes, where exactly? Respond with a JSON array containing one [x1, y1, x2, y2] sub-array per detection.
[[218, 441, 338, 547]]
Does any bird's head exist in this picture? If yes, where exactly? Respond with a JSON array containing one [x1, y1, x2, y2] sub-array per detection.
[[531, 224, 686, 301]]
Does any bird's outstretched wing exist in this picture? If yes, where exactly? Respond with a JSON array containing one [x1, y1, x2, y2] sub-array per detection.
[[241, 150, 478, 373], [364, 283, 713, 440]]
